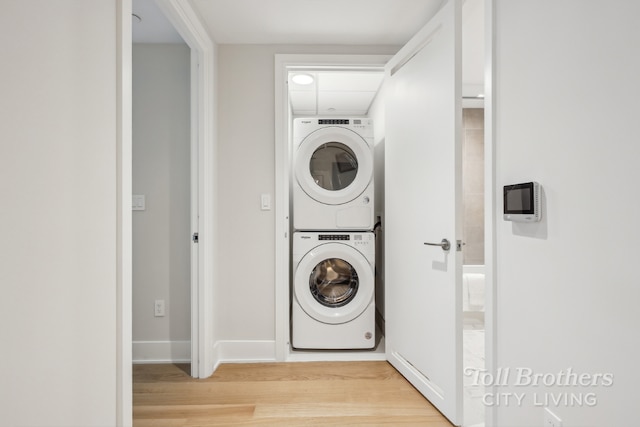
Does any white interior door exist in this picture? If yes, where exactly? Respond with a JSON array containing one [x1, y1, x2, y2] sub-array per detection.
[[384, 0, 463, 424]]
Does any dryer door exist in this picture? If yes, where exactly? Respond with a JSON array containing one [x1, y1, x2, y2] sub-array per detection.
[[294, 243, 374, 325], [294, 127, 373, 205]]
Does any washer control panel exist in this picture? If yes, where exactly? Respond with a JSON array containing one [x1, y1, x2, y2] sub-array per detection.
[[352, 233, 374, 248]]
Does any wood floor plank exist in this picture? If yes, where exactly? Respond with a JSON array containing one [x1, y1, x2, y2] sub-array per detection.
[[253, 402, 439, 418], [133, 361, 454, 426], [134, 404, 256, 419]]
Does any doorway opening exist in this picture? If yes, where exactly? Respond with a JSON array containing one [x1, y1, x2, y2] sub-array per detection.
[[461, 0, 486, 425], [130, 0, 217, 381], [275, 55, 392, 362], [132, 41, 192, 369], [285, 65, 388, 361], [132, 0, 193, 373], [288, 68, 385, 351], [461, 106, 486, 427]]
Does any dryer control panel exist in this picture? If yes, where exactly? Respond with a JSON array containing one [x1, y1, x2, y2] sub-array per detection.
[[318, 234, 351, 241], [318, 119, 351, 125], [293, 117, 374, 138], [317, 233, 373, 248]]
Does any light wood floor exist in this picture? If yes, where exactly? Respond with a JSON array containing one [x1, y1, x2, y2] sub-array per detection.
[[133, 361, 454, 426]]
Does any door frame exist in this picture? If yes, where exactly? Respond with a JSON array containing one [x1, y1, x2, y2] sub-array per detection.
[[274, 54, 392, 361], [484, 0, 496, 425], [156, 0, 217, 380], [117, 1, 217, 422], [116, 1, 132, 424]]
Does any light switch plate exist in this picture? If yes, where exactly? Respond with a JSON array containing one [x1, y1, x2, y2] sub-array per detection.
[[133, 194, 146, 211], [261, 193, 271, 211]]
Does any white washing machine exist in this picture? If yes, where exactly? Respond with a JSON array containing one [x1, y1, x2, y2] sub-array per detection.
[[293, 118, 374, 231], [292, 231, 376, 350]]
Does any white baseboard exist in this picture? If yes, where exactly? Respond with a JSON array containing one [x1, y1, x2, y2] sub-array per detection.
[[132, 340, 191, 364], [213, 340, 277, 365]]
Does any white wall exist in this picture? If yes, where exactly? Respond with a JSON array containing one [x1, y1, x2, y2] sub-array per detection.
[[132, 44, 191, 362], [494, 1, 640, 425], [0, 1, 119, 425], [216, 45, 399, 353]]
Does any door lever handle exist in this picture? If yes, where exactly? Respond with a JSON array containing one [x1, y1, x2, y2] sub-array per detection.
[[424, 239, 451, 251]]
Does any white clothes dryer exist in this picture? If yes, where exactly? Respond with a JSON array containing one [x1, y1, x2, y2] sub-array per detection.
[[292, 231, 375, 350], [293, 118, 374, 231]]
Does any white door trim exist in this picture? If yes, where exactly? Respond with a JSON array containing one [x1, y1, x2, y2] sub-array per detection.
[[116, 1, 132, 425], [274, 54, 391, 361], [484, 0, 496, 425], [155, 0, 217, 379], [188, 46, 201, 378]]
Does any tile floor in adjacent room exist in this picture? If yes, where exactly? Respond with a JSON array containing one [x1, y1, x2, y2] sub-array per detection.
[[463, 312, 485, 427]]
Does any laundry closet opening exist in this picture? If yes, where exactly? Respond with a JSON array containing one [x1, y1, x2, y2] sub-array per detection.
[[280, 64, 389, 361], [280, 64, 487, 365]]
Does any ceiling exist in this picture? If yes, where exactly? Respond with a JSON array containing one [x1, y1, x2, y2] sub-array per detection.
[[289, 71, 385, 116], [132, 0, 185, 43], [133, 0, 446, 45], [132, 0, 485, 114], [191, 0, 446, 45]]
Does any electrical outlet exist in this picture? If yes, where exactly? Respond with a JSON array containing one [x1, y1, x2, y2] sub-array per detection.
[[154, 299, 165, 317], [544, 408, 563, 427]]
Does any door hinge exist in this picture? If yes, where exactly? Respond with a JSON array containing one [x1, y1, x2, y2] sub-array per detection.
[[192, 232, 199, 243]]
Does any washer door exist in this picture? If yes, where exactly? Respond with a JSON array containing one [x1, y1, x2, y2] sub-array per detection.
[[294, 243, 374, 325], [295, 127, 373, 205]]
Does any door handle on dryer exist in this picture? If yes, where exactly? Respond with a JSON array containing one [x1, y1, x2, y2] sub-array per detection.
[[424, 239, 451, 251]]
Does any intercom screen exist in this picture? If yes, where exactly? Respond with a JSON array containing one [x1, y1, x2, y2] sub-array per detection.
[[504, 183, 533, 214]]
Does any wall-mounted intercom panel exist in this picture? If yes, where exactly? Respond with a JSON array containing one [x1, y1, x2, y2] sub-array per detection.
[[503, 181, 541, 222]]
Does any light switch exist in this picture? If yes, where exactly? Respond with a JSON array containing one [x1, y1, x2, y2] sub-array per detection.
[[133, 194, 146, 211], [261, 193, 271, 211]]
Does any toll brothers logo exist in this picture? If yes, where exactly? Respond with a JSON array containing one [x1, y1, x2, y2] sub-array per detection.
[[463, 367, 614, 407]]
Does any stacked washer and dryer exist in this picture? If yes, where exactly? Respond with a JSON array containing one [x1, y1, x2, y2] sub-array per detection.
[[291, 118, 376, 350]]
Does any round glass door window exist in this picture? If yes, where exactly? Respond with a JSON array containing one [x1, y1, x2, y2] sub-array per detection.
[[309, 142, 358, 191], [309, 258, 359, 308]]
